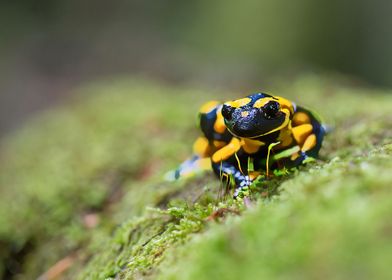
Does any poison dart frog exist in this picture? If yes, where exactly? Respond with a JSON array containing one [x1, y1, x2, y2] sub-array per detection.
[[167, 93, 326, 198]]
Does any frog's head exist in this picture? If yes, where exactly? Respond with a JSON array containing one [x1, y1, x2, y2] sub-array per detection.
[[221, 93, 294, 138]]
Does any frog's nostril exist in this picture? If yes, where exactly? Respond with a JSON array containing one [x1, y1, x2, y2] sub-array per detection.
[[221, 104, 234, 120]]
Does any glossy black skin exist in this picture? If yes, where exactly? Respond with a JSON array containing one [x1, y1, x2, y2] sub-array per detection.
[[221, 94, 286, 138]]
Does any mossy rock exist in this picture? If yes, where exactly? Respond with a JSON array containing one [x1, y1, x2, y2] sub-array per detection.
[[0, 76, 391, 280]]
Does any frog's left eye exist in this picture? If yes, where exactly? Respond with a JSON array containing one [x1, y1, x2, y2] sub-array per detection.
[[262, 101, 280, 119]]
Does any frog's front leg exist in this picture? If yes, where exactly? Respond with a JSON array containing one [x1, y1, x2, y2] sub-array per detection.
[[210, 138, 252, 198], [211, 161, 251, 198]]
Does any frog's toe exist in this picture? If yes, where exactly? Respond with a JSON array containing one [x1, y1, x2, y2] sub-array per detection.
[[233, 176, 252, 199]]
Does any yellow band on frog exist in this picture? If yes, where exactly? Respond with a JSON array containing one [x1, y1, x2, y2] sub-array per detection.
[[212, 138, 241, 163], [200, 101, 219, 113], [225, 97, 251, 108]]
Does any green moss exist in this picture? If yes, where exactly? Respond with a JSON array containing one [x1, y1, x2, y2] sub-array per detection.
[[0, 79, 219, 279], [0, 75, 391, 279], [158, 145, 392, 280]]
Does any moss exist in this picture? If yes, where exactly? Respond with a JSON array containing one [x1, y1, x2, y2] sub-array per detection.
[[0, 75, 391, 279], [158, 145, 392, 280]]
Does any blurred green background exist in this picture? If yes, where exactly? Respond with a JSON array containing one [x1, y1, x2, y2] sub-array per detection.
[[1, 0, 391, 137]]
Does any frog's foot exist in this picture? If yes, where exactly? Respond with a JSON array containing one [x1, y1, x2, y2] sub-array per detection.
[[294, 151, 317, 165], [233, 175, 252, 199], [298, 151, 308, 162]]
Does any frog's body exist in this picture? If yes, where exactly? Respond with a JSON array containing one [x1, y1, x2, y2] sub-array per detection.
[[170, 93, 326, 198]]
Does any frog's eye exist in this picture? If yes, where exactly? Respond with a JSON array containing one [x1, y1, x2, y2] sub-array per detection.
[[221, 104, 235, 120], [262, 101, 280, 119]]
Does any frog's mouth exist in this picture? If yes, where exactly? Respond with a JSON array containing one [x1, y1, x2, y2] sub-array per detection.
[[225, 108, 290, 138]]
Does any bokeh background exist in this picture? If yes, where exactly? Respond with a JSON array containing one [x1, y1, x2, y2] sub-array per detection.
[[1, 0, 391, 138]]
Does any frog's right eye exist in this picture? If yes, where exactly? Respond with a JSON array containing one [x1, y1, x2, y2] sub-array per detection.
[[221, 104, 235, 120]]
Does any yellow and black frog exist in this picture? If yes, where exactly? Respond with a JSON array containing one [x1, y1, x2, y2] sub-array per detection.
[[167, 93, 326, 198]]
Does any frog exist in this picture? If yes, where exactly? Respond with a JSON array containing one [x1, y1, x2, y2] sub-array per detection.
[[167, 92, 326, 199]]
